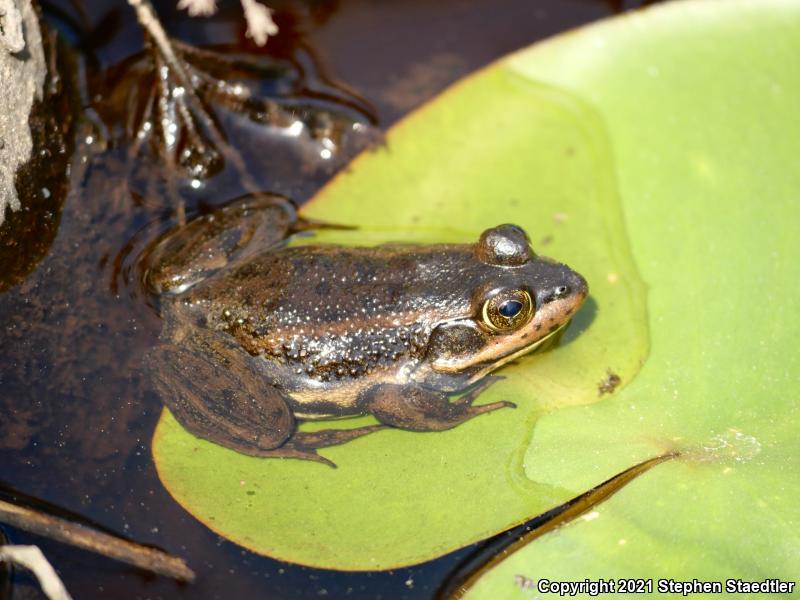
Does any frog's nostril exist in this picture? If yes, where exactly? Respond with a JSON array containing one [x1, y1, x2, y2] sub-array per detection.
[[554, 285, 569, 298], [569, 271, 589, 298]]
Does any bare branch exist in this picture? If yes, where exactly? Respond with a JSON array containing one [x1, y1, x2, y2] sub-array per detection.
[[240, 0, 278, 46], [176, 0, 217, 17], [0, 545, 72, 600], [0, 499, 194, 582], [174, 0, 278, 46]]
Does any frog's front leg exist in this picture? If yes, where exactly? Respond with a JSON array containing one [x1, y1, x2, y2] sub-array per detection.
[[361, 377, 515, 432]]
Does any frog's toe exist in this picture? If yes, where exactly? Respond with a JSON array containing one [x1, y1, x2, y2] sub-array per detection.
[[301, 453, 337, 469], [289, 425, 386, 449], [309, 454, 337, 469], [279, 448, 337, 469], [464, 399, 516, 417], [243, 444, 338, 468], [257, 425, 387, 466]]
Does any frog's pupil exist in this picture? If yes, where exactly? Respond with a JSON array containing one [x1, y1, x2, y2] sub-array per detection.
[[499, 300, 523, 318]]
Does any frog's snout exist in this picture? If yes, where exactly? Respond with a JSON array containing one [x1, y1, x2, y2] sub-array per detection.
[[566, 270, 589, 302], [548, 269, 588, 315], [532, 260, 588, 309]]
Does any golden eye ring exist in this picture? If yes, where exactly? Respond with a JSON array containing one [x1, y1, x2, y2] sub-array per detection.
[[481, 289, 534, 332]]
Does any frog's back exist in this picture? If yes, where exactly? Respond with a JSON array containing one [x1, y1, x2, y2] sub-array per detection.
[[182, 244, 478, 382]]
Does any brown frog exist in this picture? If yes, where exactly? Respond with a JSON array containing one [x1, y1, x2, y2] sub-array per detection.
[[142, 195, 588, 466]]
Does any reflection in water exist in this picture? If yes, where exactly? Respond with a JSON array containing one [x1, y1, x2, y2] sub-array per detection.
[[96, 24, 379, 202]]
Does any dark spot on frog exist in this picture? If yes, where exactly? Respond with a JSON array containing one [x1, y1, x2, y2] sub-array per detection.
[[598, 370, 621, 396], [246, 491, 256, 496], [221, 388, 237, 406], [548, 324, 560, 333]]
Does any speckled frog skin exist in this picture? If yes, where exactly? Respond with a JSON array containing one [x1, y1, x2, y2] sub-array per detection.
[[143, 195, 588, 466]]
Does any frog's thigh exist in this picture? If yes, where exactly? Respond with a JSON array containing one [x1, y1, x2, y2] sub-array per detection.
[[146, 330, 295, 454], [361, 382, 514, 432], [144, 194, 297, 293]]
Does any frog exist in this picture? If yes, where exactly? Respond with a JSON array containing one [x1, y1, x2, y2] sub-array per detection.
[[142, 194, 588, 466]]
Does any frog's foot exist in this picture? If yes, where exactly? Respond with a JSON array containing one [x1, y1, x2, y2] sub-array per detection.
[[453, 376, 509, 407], [363, 381, 515, 433], [235, 444, 336, 467], [292, 215, 357, 233], [267, 425, 388, 468]]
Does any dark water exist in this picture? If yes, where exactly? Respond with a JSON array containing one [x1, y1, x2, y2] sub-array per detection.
[[2, 1, 658, 598]]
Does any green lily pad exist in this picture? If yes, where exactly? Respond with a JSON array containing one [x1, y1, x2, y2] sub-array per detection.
[[151, 21, 650, 568], [462, 0, 800, 597]]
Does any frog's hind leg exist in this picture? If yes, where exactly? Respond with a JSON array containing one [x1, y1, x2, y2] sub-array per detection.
[[362, 377, 515, 432], [142, 194, 298, 296], [146, 329, 383, 466], [146, 328, 300, 456]]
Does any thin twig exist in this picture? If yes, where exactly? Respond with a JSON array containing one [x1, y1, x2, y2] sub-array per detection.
[[0, 499, 194, 582], [127, 0, 265, 199], [127, 0, 188, 81], [0, 545, 72, 600]]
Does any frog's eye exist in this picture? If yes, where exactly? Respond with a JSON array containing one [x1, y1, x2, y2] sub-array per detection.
[[481, 289, 534, 332]]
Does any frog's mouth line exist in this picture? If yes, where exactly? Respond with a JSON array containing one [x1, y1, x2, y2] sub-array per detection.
[[470, 321, 569, 383]]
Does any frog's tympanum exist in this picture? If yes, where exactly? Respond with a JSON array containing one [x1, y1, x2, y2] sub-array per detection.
[[143, 195, 588, 466]]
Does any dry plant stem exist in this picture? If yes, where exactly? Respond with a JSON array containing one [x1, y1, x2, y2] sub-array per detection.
[[127, 0, 189, 83], [153, 48, 187, 225], [127, 0, 267, 202], [0, 499, 195, 582], [0, 545, 73, 600]]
